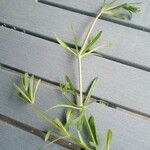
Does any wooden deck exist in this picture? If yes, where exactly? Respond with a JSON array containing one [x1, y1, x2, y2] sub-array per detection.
[[0, 0, 150, 149]]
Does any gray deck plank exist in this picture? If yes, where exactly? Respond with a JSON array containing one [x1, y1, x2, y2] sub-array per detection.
[[45, 0, 150, 29], [1, 28, 150, 115], [88, 103, 150, 150], [0, 0, 150, 68], [0, 69, 150, 150], [0, 121, 68, 150]]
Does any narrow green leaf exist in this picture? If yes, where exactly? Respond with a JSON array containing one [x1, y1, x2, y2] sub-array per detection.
[[89, 141, 97, 148], [45, 131, 51, 141], [46, 104, 81, 112], [22, 73, 29, 91], [65, 108, 74, 130], [111, 13, 129, 19], [29, 75, 34, 101], [63, 94, 78, 106], [103, 1, 140, 20], [39, 136, 67, 150], [33, 79, 41, 101], [71, 25, 79, 52], [89, 116, 99, 145], [84, 77, 99, 105], [83, 42, 111, 57], [77, 130, 89, 149], [54, 118, 68, 135], [56, 35, 77, 56], [66, 108, 72, 124], [14, 83, 31, 103], [82, 31, 102, 55], [123, 3, 140, 13], [106, 129, 112, 150], [68, 111, 84, 130], [105, 3, 126, 11]]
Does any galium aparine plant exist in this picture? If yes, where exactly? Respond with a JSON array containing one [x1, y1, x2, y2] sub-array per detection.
[[14, 0, 140, 149]]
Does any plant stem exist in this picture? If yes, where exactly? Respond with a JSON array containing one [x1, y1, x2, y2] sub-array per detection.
[[80, 9, 103, 54], [78, 56, 83, 106], [32, 103, 90, 149], [70, 134, 90, 150], [78, 9, 104, 107]]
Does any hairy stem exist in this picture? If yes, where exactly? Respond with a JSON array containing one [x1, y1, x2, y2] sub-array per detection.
[[78, 56, 83, 106], [80, 9, 103, 54], [32, 103, 90, 149]]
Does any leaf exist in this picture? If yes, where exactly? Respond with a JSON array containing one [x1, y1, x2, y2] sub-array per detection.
[[22, 73, 29, 91], [45, 131, 51, 141], [33, 79, 41, 101], [122, 3, 140, 13], [71, 25, 79, 52], [82, 31, 102, 55], [29, 75, 34, 100], [56, 35, 77, 56], [65, 108, 73, 129], [89, 141, 97, 148], [63, 94, 78, 106], [106, 129, 112, 150], [84, 77, 99, 105], [46, 104, 81, 112], [111, 13, 129, 19], [39, 136, 67, 150], [65, 108, 76, 131], [65, 76, 76, 95], [83, 42, 111, 57], [14, 83, 31, 103], [54, 118, 68, 135], [102, 1, 140, 20], [68, 111, 84, 130], [60, 76, 76, 96], [89, 116, 99, 145], [77, 130, 87, 147]]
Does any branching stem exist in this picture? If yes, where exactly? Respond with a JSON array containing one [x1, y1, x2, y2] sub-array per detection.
[[80, 9, 103, 54], [78, 8, 104, 107], [78, 56, 83, 106]]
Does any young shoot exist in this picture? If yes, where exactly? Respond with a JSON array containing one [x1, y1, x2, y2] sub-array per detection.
[[14, 0, 140, 149]]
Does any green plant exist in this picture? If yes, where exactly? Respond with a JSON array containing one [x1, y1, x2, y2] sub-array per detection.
[[14, 0, 139, 149]]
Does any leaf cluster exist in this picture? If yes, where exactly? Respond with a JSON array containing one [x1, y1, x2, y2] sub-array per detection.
[[102, 0, 140, 19], [14, 73, 41, 104]]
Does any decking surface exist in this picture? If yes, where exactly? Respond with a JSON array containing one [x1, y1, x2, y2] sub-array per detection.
[[0, 0, 150, 150]]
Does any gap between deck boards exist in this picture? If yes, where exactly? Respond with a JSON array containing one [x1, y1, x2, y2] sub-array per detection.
[[37, 0, 150, 33], [1, 63, 150, 120], [1, 22, 150, 73]]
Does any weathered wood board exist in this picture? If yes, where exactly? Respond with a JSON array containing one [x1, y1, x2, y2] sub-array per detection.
[[44, 0, 150, 29], [0, 0, 150, 68], [1, 27, 150, 115], [0, 0, 150, 149], [0, 121, 68, 150]]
